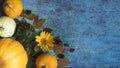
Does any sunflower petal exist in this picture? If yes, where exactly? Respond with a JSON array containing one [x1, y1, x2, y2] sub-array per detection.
[[35, 31, 54, 50]]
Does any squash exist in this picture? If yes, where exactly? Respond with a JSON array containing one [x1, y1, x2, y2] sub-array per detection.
[[0, 38, 28, 68], [3, 0, 23, 18], [16, 23, 36, 45], [36, 53, 58, 68], [0, 16, 16, 37]]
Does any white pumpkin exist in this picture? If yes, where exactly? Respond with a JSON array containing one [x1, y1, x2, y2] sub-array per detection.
[[0, 16, 16, 37]]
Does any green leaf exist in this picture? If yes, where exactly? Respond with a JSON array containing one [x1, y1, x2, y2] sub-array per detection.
[[34, 45, 41, 52], [26, 47, 31, 55], [26, 47, 33, 55]]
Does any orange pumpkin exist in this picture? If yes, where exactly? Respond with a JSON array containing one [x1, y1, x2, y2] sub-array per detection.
[[3, 0, 23, 18], [36, 53, 58, 68], [0, 38, 28, 68]]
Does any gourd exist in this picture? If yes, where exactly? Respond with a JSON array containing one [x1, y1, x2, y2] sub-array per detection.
[[36, 53, 58, 68], [0, 38, 28, 68], [0, 16, 16, 37], [16, 23, 36, 45], [3, 0, 23, 18]]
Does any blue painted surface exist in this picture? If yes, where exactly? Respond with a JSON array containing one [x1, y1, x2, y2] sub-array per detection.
[[1, 0, 120, 68]]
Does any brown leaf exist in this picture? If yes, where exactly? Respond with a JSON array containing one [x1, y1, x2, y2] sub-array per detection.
[[53, 44, 65, 54], [24, 14, 37, 20], [21, 18, 27, 24], [33, 17, 45, 28], [58, 57, 70, 67], [69, 48, 75, 53], [64, 43, 69, 47], [24, 10, 32, 15], [54, 36, 62, 44], [34, 15, 39, 20], [43, 28, 53, 33], [57, 54, 65, 58]]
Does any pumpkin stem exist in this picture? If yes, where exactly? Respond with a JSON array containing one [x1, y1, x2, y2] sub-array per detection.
[[0, 27, 4, 31], [4, 2, 15, 12], [42, 65, 46, 68], [5, 2, 12, 8]]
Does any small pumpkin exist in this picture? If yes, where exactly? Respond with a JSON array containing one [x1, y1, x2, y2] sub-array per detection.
[[3, 0, 23, 18], [36, 53, 58, 68], [0, 38, 28, 68], [16, 23, 36, 45], [0, 16, 16, 37]]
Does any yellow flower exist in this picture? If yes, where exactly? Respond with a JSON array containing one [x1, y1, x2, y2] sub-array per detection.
[[35, 31, 54, 50]]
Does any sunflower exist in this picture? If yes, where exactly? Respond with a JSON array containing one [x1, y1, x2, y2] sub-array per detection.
[[35, 31, 54, 50]]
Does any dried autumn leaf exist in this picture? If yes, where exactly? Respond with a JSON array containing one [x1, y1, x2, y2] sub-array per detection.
[[43, 28, 53, 33], [54, 36, 62, 44], [25, 14, 37, 20], [57, 54, 65, 58], [53, 44, 65, 54], [34, 15, 39, 20], [24, 10, 32, 15], [64, 43, 69, 47], [58, 57, 70, 67], [69, 48, 75, 53], [33, 18, 45, 28]]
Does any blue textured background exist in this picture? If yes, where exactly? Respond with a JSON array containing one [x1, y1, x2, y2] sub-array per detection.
[[1, 0, 120, 68]]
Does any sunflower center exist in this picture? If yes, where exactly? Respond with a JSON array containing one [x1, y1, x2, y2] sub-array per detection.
[[41, 38, 47, 45]]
